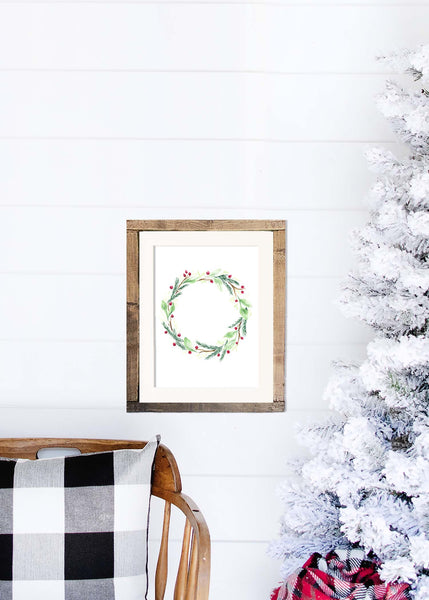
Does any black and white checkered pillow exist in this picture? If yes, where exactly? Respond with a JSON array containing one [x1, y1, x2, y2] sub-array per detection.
[[0, 437, 159, 600]]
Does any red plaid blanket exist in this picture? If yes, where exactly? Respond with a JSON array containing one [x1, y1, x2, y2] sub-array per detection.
[[271, 548, 410, 600]]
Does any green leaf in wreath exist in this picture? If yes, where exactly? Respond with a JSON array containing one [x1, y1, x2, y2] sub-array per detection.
[[214, 278, 224, 292], [240, 307, 249, 318], [183, 337, 193, 351], [168, 302, 175, 315], [240, 298, 252, 308], [161, 300, 168, 313], [242, 319, 247, 336], [224, 331, 236, 339]]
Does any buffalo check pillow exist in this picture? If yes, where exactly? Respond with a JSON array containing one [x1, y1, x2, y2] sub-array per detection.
[[0, 437, 159, 600]]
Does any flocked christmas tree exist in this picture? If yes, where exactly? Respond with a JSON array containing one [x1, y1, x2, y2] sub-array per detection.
[[270, 46, 429, 599]]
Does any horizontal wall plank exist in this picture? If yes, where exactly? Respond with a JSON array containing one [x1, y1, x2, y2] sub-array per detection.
[[0, 5, 426, 72], [148, 475, 283, 542], [0, 340, 366, 409], [0, 407, 330, 476], [0, 72, 393, 140], [0, 273, 370, 344], [0, 274, 125, 340], [209, 542, 281, 600], [287, 343, 367, 410], [288, 277, 371, 345], [146, 539, 280, 600], [0, 140, 394, 209], [0, 341, 124, 407], [0, 207, 366, 278], [265, 6, 428, 73], [0, 0, 426, 6]]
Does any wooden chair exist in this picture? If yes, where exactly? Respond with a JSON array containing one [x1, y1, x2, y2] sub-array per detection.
[[0, 438, 210, 600]]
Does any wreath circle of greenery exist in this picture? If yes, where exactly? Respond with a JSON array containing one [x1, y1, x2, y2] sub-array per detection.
[[161, 269, 251, 361]]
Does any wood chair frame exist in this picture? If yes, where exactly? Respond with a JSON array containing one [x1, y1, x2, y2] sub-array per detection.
[[0, 438, 210, 600]]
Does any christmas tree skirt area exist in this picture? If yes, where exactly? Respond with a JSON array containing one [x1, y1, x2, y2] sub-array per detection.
[[271, 548, 410, 600]]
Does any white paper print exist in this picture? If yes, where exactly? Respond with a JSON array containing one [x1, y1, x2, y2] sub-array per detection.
[[155, 245, 259, 388]]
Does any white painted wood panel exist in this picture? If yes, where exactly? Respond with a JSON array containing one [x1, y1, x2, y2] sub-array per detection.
[[0, 407, 328, 476], [0, 341, 124, 407], [0, 340, 367, 409], [2, 0, 427, 6], [0, 274, 125, 340], [0, 72, 393, 140], [287, 343, 368, 410], [0, 273, 370, 344], [0, 5, 426, 72], [288, 277, 371, 345], [266, 6, 428, 73], [0, 140, 390, 209], [266, 74, 394, 141], [146, 540, 280, 600], [208, 542, 281, 600], [148, 475, 284, 542], [1, 4, 263, 71], [0, 207, 366, 277]]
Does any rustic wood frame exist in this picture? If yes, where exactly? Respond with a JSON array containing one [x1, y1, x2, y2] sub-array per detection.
[[127, 219, 286, 412]]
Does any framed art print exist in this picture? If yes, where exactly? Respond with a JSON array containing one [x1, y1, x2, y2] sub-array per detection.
[[127, 220, 286, 412]]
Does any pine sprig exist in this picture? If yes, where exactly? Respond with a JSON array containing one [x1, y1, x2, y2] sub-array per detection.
[[196, 341, 221, 351], [228, 317, 242, 328], [220, 345, 228, 361], [162, 321, 185, 349], [205, 350, 221, 360], [169, 277, 179, 300]]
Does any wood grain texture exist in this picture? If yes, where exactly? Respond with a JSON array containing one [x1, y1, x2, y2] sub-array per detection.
[[127, 401, 284, 413], [187, 534, 199, 600], [174, 519, 192, 600], [155, 501, 171, 600], [126, 220, 286, 412], [273, 227, 286, 407], [127, 219, 285, 232], [127, 231, 139, 404], [158, 491, 210, 600], [0, 438, 182, 492]]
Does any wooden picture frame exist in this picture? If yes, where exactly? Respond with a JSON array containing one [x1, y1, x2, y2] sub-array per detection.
[[127, 220, 286, 412]]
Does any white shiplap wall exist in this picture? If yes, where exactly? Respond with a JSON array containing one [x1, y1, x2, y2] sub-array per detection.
[[0, 3, 421, 599]]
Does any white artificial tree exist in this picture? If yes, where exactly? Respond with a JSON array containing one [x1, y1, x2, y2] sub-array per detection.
[[270, 46, 429, 599]]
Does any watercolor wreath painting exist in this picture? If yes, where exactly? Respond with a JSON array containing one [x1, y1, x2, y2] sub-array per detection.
[[161, 269, 251, 361]]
